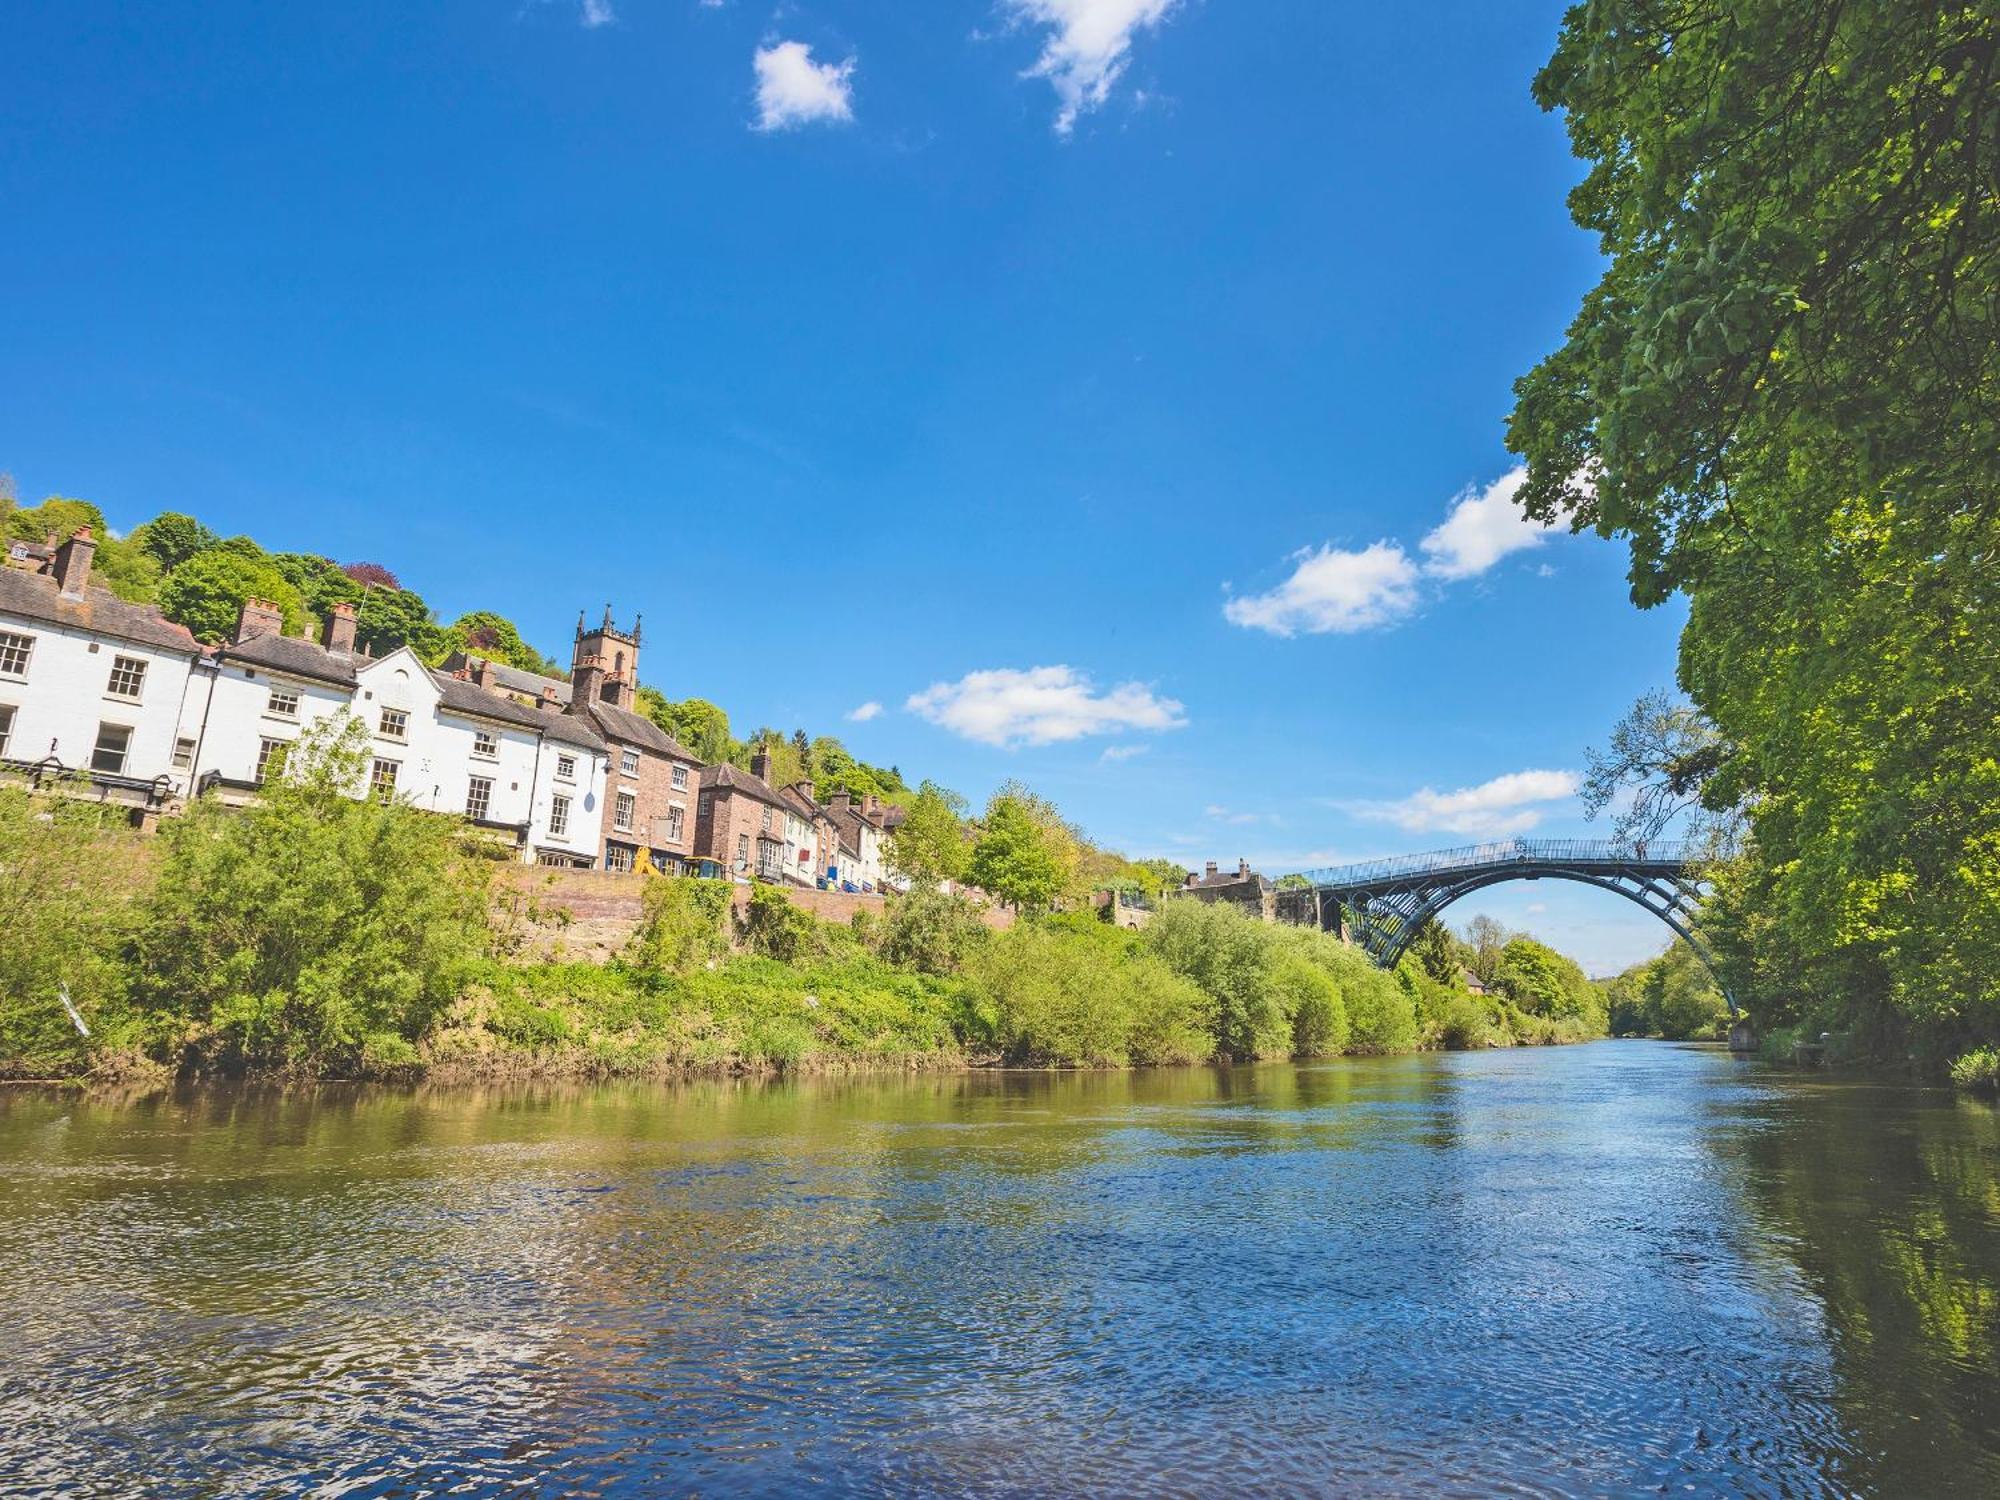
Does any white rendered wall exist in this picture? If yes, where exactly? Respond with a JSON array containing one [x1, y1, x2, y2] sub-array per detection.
[[0, 609, 197, 785]]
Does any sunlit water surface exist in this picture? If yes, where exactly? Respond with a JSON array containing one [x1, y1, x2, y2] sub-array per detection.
[[3, 1044, 1998, 1496]]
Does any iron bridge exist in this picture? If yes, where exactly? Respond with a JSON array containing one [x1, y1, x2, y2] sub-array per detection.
[[1275, 837, 1735, 1012]]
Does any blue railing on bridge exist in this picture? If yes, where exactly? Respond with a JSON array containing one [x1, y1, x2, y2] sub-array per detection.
[[1294, 837, 1720, 891]]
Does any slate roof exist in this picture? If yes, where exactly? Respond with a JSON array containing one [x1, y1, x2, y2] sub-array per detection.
[[444, 652, 573, 706], [219, 631, 360, 686], [0, 568, 200, 655], [575, 699, 698, 762], [430, 671, 606, 751], [700, 760, 790, 811]]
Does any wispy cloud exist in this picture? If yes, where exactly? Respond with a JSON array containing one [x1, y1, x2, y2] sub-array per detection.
[[906, 665, 1186, 747], [1003, 0, 1179, 135], [580, 0, 615, 27], [1222, 540, 1420, 637], [1418, 466, 1549, 579], [1343, 769, 1579, 838], [753, 40, 855, 131], [845, 700, 883, 723], [1100, 743, 1149, 763], [1204, 804, 1279, 827]]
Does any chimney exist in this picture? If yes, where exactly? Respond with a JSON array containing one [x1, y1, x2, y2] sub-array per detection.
[[539, 685, 562, 713], [750, 746, 771, 783], [863, 793, 881, 819], [53, 528, 96, 599], [322, 600, 357, 655], [234, 597, 284, 644], [830, 791, 853, 810], [1238, 858, 1251, 879], [1205, 861, 1219, 880], [473, 657, 497, 691], [796, 778, 814, 804], [568, 653, 606, 714]]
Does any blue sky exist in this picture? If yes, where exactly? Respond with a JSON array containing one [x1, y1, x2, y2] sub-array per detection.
[[0, 1, 1688, 972]]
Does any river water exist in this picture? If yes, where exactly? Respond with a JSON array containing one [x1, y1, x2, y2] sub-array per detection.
[[2, 1043, 1996, 1497]]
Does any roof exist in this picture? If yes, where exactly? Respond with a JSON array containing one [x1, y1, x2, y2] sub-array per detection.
[[1188, 868, 1272, 892], [779, 783, 832, 823], [430, 671, 606, 751], [219, 631, 359, 687], [574, 699, 698, 762], [0, 568, 200, 656], [700, 760, 790, 811], [445, 652, 573, 706]]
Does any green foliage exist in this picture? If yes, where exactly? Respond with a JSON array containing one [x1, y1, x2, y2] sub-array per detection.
[[354, 585, 442, 659], [1513, 3, 2000, 1059], [0, 790, 147, 1077], [962, 922, 1211, 1067], [131, 714, 490, 1072], [1409, 917, 1462, 985], [636, 690, 733, 761], [1604, 942, 1731, 1041], [888, 780, 970, 885], [1146, 899, 1295, 1059], [2, 495, 107, 545], [968, 791, 1075, 911], [1277, 954, 1348, 1057], [269, 552, 364, 618], [435, 610, 562, 676], [157, 548, 310, 642], [132, 512, 219, 572], [736, 883, 840, 964], [1494, 937, 1604, 1030], [1948, 1047, 2000, 1098], [874, 884, 988, 976], [628, 878, 732, 976]]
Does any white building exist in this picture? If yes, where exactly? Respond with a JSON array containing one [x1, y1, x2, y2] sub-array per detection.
[[0, 529, 203, 817], [824, 792, 891, 892], [178, 598, 611, 865]]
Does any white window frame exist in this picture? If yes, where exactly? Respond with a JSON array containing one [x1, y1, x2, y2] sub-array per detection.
[[549, 794, 571, 838], [604, 844, 634, 874], [0, 631, 32, 680], [555, 753, 576, 782], [266, 686, 300, 720], [171, 736, 196, 770], [369, 757, 400, 801], [666, 805, 685, 842], [255, 737, 289, 784], [613, 790, 636, 833], [0, 703, 14, 757], [91, 722, 132, 775], [472, 728, 498, 759], [105, 655, 147, 701], [620, 747, 640, 776], [671, 765, 689, 790], [378, 708, 409, 743], [466, 775, 493, 821]]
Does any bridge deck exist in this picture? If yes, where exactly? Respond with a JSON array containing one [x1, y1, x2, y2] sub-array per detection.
[[1297, 837, 1708, 893]]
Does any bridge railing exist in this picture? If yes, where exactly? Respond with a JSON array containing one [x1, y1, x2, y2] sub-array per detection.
[[1294, 837, 1713, 891]]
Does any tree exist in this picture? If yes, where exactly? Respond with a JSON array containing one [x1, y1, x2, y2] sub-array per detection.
[[354, 585, 441, 659], [637, 692, 732, 762], [435, 611, 562, 676], [888, 780, 971, 885], [967, 794, 1070, 911], [1494, 937, 1603, 1030], [1512, 3, 2000, 1054], [271, 552, 365, 618], [1410, 917, 1462, 986], [157, 549, 310, 642], [1, 495, 107, 545], [1461, 915, 1509, 984], [342, 561, 402, 590], [1582, 691, 1738, 848], [133, 512, 219, 572]]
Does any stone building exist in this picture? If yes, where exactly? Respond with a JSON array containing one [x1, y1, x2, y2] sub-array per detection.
[[1181, 858, 1277, 922], [695, 747, 796, 883]]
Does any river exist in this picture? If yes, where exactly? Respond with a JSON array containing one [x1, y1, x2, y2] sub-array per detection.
[[2, 1043, 1996, 1496]]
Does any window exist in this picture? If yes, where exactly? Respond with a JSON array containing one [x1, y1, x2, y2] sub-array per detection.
[[255, 737, 289, 784], [735, 833, 749, 866], [266, 687, 299, 719], [91, 723, 131, 775], [671, 765, 689, 790], [0, 631, 32, 679], [549, 794, 571, 837], [473, 729, 498, 759], [171, 736, 196, 770], [106, 656, 147, 700], [369, 757, 400, 801], [0, 704, 13, 757], [699, 792, 713, 816], [465, 776, 493, 821], [620, 747, 640, 776], [613, 790, 636, 832], [378, 708, 408, 742], [666, 805, 685, 842], [605, 845, 634, 874], [761, 808, 773, 832], [556, 753, 576, 781]]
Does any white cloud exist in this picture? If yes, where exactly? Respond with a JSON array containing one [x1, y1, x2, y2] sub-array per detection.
[[1223, 540, 1420, 637], [753, 40, 855, 131], [1418, 465, 1549, 580], [1005, 0, 1178, 135], [580, 0, 614, 26], [1099, 744, 1148, 763], [906, 665, 1186, 747], [1204, 804, 1277, 827], [1346, 769, 1580, 838], [845, 700, 883, 723]]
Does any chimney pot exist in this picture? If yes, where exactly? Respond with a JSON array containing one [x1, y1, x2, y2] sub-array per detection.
[[1239, 859, 1251, 878], [750, 746, 771, 783], [473, 657, 497, 691], [53, 527, 96, 598], [1205, 861, 1219, 879], [322, 599, 358, 655]]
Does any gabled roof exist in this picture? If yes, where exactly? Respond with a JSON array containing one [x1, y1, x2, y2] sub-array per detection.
[[445, 652, 574, 706], [574, 699, 698, 762], [779, 783, 832, 824], [430, 671, 606, 751], [218, 631, 359, 687], [0, 568, 199, 656], [700, 760, 790, 811]]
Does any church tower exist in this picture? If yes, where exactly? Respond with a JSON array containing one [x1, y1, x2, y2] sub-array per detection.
[[569, 604, 641, 712]]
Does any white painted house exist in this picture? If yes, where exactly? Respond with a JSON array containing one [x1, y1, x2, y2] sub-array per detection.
[[178, 599, 611, 865], [0, 529, 203, 815]]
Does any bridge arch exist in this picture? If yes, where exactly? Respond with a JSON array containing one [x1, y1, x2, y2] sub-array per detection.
[[1282, 838, 1737, 1014]]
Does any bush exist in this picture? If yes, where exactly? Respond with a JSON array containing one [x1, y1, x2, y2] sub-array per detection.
[[874, 884, 989, 975], [963, 923, 1211, 1067], [130, 714, 490, 1073], [1145, 900, 1294, 1059], [736, 883, 835, 964], [629, 877, 732, 975], [1277, 955, 1349, 1056], [1949, 1046, 2000, 1096]]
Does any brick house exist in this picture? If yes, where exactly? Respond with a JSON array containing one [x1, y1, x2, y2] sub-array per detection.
[[695, 747, 796, 883], [1181, 859, 1277, 921]]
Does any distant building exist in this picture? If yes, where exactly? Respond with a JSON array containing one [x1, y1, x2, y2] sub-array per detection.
[[824, 791, 892, 892], [695, 747, 795, 883], [1181, 858, 1277, 922]]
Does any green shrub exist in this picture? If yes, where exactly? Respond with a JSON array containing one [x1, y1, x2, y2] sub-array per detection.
[[629, 877, 732, 974], [1277, 955, 1349, 1056], [1145, 900, 1294, 1059], [963, 923, 1211, 1067], [736, 883, 835, 963], [1949, 1046, 2000, 1096], [875, 885, 989, 975]]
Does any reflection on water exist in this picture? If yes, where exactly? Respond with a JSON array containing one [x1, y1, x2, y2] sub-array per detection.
[[1, 1046, 1995, 1496]]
